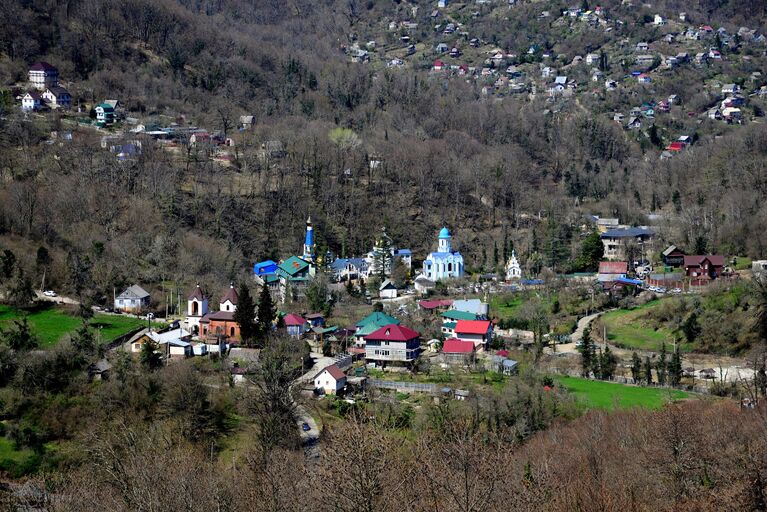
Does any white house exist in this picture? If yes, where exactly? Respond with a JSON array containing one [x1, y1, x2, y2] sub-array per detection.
[[653, 14, 666, 25], [585, 53, 599, 65], [41, 87, 71, 109], [452, 320, 493, 350], [422, 227, 464, 281], [505, 250, 522, 280], [21, 92, 43, 111], [115, 284, 151, 313], [379, 279, 398, 299], [313, 364, 347, 395], [722, 83, 739, 95], [28, 62, 59, 90]]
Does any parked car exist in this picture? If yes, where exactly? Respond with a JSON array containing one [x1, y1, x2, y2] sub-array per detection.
[[43, 290, 57, 297], [302, 422, 311, 432], [671, 288, 682, 294]]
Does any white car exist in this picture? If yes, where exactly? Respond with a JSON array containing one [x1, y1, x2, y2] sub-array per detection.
[[43, 290, 57, 297]]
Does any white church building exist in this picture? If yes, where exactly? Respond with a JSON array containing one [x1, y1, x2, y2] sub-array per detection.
[[506, 250, 522, 280], [422, 227, 464, 281]]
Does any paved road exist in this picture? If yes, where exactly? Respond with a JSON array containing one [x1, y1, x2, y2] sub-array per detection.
[[292, 352, 335, 458], [549, 310, 612, 355]]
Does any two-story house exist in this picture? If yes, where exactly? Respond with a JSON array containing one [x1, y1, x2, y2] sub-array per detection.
[[364, 324, 420, 367]]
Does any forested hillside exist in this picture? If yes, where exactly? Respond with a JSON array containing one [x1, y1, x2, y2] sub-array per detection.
[[1, 0, 767, 297]]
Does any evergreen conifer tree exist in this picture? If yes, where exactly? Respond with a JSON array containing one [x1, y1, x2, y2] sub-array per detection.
[[644, 356, 653, 385], [580, 327, 594, 377], [233, 283, 257, 347], [668, 345, 682, 386], [657, 343, 668, 386], [256, 284, 276, 342], [631, 352, 642, 383]]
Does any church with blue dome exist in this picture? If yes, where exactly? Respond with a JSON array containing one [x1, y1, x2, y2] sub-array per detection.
[[422, 227, 464, 281]]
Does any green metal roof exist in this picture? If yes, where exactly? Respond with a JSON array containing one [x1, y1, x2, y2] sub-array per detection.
[[356, 311, 399, 328], [443, 321, 457, 330], [278, 256, 310, 276], [441, 310, 478, 321]]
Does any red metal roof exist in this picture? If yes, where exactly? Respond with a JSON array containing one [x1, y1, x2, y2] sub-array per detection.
[[283, 313, 306, 326], [418, 299, 453, 310], [598, 261, 628, 274], [455, 320, 492, 335], [684, 255, 725, 267], [316, 364, 346, 381], [442, 339, 476, 353], [364, 324, 420, 342]]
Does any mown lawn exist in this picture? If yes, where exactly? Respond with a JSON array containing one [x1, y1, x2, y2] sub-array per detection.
[[599, 301, 690, 352], [555, 376, 689, 410], [0, 305, 149, 347]]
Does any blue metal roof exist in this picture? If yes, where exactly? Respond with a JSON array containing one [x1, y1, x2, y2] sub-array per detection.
[[438, 227, 451, 238], [600, 227, 655, 239], [616, 276, 643, 285], [253, 260, 278, 275]]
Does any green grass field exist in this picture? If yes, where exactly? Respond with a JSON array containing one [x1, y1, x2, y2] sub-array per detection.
[[0, 305, 149, 347], [0, 436, 39, 478], [555, 376, 689, 410], [599, 301, 689, 352]]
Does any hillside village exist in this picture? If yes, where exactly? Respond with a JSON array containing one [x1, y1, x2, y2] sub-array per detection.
[[3, 0, 767, 509]]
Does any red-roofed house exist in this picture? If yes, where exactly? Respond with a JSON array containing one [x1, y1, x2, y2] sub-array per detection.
[[684, 255, 725, 283], [666, 141, 685, 151], [284, 313, 308, 337], [418, 299, 453, 312], [364, 324, 421, 365], [313, 364, 347, 395], [598, 261, 628, 282], [453, 320, 493, 350], [442, 338, 476, 364], [433, 59, 445, 71]]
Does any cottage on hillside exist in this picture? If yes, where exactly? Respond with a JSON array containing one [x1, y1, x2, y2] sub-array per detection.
[[115, 285, 151, 313], [314, 364, 347, 395]]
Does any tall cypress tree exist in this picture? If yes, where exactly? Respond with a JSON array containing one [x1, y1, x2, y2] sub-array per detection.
[[256, 284, 276, 342], [668, 346, 682, 387], [233, 283, 257, 347], [644, 356, 653, 385], [580, 327, 594, 377], [657, 343, 668, 386], [631, 352, 642, 383]]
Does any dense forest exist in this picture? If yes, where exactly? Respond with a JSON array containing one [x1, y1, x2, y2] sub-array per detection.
[[1, 0, 767, 299]]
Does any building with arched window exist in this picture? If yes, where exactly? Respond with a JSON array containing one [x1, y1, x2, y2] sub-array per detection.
[[199, 285, 240, 341], [422, 227, 464, 281]]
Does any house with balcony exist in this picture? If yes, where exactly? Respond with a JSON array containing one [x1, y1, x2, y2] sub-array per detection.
[[364, 324, 420, 367]]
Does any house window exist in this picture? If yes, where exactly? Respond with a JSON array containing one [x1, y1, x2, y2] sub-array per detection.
[[448, 263, 452, 272], [192, 302, 198, 316], [230, 327, 235, 337]]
